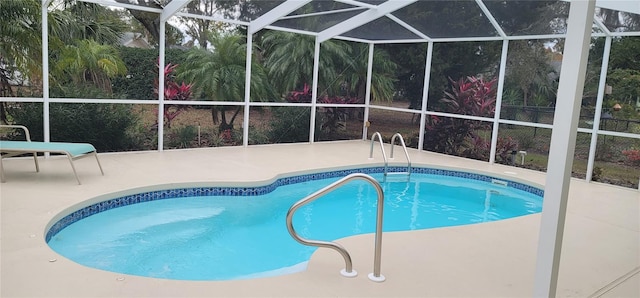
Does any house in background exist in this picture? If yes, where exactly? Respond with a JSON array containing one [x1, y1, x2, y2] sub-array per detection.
[[119, 32, 152, 49]]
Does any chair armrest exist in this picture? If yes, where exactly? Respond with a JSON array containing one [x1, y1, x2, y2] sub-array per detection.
[[0, 125, 33, 141]]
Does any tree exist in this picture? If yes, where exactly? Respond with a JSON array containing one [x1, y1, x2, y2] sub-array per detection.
[[260, 31, 351, 96], [605, 37, 640, 118], [381, 0, 567, 111], [0, 0, 128, 119], [504, 40, 558, 107], [179, 32, 276, 132], [1, 0, 46, 96], [378, 43, 427, 109], [341, 43, 397, 103], [180, 0, 231, 49], [53, 40, 127, 93], [597, 8, 640, 33], [0, 0, 129, 94], [0, 0, 43, 122], [57, 0, 127, 46], [381, 41, 501, 111], [214, 0, 283, 21], [608, 37, 640, 70], [484, 0, 569, 35], [115, 0, 163, 42], [587, 36, 640, 118], [606, 69, 640, 107], [114, 0, 184, 47]]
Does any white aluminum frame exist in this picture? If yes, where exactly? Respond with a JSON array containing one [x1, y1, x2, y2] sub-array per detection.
[[1, 2, 639, 295]]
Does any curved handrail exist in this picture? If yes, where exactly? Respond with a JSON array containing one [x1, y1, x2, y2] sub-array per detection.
[[369, 132, 388, 175], [286, 173, 386, 281], [389, 133, 412, 176]]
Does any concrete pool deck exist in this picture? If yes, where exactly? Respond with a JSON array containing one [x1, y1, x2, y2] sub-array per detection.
[[1, 140, 638, 297]]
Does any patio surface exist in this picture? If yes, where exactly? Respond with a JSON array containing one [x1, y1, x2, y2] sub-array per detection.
[[1, 140, 638, 297]]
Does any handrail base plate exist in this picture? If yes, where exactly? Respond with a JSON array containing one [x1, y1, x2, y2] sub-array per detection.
[[368, 272, 386, 282], [341, 268, 358, 278]]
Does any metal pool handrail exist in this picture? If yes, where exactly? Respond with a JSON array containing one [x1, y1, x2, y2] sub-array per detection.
[[389, 133, 412, 176], [285, 173, 387, 282], [369, 132, 388, 175]]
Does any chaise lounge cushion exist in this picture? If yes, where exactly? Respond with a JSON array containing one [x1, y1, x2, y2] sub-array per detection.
[[0, 141, 97, 157]]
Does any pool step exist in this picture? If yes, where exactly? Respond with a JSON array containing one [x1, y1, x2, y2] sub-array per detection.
[[382, 171, 411, 183], [386, 171, 410, 176]]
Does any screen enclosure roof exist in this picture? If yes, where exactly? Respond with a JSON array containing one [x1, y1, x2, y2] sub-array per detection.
[[78, 0, 640, 43]]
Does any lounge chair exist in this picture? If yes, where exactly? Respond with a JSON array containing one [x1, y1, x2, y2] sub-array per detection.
[[0, 125, 104, 184]]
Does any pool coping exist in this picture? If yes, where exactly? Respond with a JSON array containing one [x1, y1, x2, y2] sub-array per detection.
[[44, 164, 545, 242]]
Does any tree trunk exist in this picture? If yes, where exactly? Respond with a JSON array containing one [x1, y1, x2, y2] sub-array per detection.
[[210, 106, 219, 126], [117, 0, 162, 43], [218, 107, 241, 132], [0, 70, 13, 124]]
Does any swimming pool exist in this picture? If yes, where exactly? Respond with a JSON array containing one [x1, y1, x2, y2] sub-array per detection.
[[46, 166, 543, 281]]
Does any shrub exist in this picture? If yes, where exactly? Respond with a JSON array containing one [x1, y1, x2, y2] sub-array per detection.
[[459, 135, 519, 164], [166, 125, 198, 149], [285, 84, 358, 135], [248, 125, 270, 145], [495, 136, 519, 164], [268, 107, 312, 143], [113, 48, 190, 100], [153, 62, 192, 128], [622, 149, 640, 165], [423, 76, 497, 155], [7, 102, 139, 152], [460, 135, 490, 161], [591, 166, 603, 181]]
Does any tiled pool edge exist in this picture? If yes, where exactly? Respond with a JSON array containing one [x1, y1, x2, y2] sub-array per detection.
[[45, 166, 544, 242]]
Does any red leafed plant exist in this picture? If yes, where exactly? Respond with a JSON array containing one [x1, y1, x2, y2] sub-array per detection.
[[285, 84, 359, 134], [153, 62, 192, 128], [424, 76, 501, 157], [441, 76, 497, 117], [622, 149, 640, 165], [286, 84, 312, 103]]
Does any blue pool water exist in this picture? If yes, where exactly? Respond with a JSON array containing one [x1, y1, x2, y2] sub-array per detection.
[[47, 169, 543, 281]]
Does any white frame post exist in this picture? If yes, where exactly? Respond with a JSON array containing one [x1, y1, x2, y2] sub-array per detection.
[[585, 36, 613, 181], [533, 0, 596, 296], [309, 37, 321, 143], [489, 40, 510, 163], [362, 43, 375, 140], [157, 21, 166, 151], [242, 33, 253, 147], [417, 41, 434, 151], [157, 1, 192, 150], [42, 0, 52, 147]]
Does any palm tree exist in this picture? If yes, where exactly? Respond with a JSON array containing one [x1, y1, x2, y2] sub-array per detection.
[[0, 0, 128, 95], [57, 0, 127, 46], [260, 31, 352, 96], [1, 0, 45, 94], [179, 32, 276, 132], [53, 39, 127, 93], [341, 43, 397, 103], [261, 31, 397, 103], [0, 0, 70, 121]]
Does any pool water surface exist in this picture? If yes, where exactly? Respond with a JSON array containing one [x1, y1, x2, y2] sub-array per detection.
[[47, 170, 543, 280]]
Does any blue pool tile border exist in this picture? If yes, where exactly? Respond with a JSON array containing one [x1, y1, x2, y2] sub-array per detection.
[[46, 167, 544, 242]]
